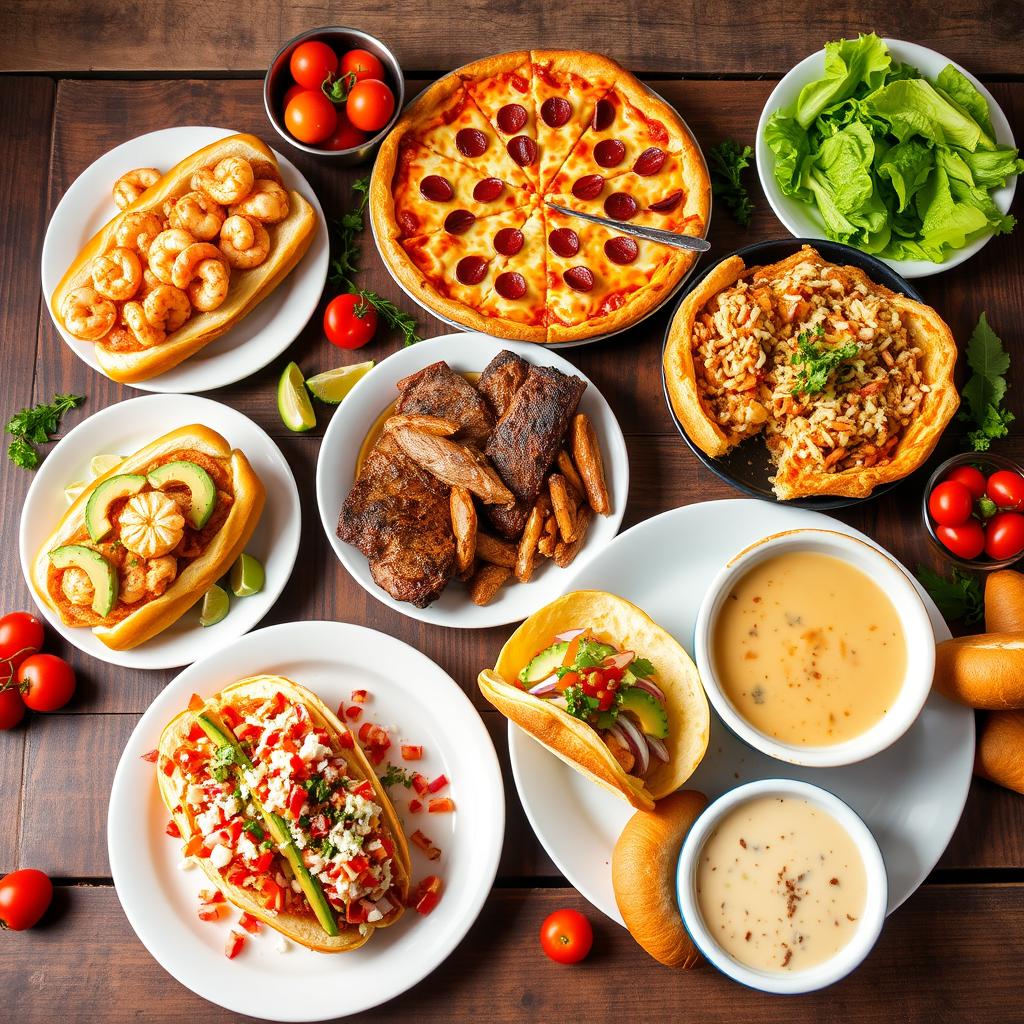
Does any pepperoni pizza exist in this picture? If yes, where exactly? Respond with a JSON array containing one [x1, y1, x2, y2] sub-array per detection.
[[371, 50, 711, 343]]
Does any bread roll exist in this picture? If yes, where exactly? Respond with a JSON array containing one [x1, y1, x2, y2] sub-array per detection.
[[985, 570, 1024, 633], [976, 711, 1024, 795], [934, 633, 1024, 709], [612, 790, 707, 968]]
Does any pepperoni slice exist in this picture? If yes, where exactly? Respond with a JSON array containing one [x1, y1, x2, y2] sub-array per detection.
[[473, 177, 506, 202], [420, 175, 454, 202], [633, 147, 667, 176], [592, 98, 615, 131], [397, 211, 419, 235], [604, 236, 639, 265], [540, 96, 572, 128], [649, 190, 683, 212], [456, 128, 489, 158], [494, 271, 527, 300], [593, 139, 626, 168], [604, 192, 638, 220], [444, 209, 476, 235], [496, 103, 528, 134], [563, 266, 595, 292], [572, 174, 604, 200], [548, 227, 580, 258], [493, 227, 524, 256], [456, 256, 488, 285], [507, 135, 538, 167]]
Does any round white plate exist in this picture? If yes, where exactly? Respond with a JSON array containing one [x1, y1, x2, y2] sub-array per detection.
[[755, 38, 1017, 278], [316, 332, 629, 628], [107, 621, 504, 1022], [40, 125, 329, 392], [510, 499, 974, 922], [19, 394, 300, 670]]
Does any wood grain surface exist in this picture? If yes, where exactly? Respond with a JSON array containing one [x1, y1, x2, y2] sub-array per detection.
[[1, 7, 1023, 1019]]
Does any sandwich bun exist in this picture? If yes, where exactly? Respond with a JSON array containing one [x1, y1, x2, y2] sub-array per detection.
[[985, 569, 1024, 633], [975, 711, 1024, 795], [934, 633, 1024, 709]]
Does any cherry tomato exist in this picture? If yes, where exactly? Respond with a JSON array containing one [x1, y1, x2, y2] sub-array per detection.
[[324, 293, 378, 349], [284, 90, 338, 145], [340, 48, 385, 83], [321, 110, 369, 152], [936, 520, 986, 561], [928, 480, 974, 527], [985, 512, 1024, 561], [282, 82, 306, 109], [0, 611, 44, 674], [289, 40, 338, 90], [944, 465, 987, 500], [18, 653, 76, 712], [0, 869, 53, 930], [346, 79, 395, 132], [986, 470, 1024, 511], [540, 908, 593, 964], [0, 688, 25, 731]]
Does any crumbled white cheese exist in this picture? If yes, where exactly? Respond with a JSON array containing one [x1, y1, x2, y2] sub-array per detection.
[[237, 835, 258, 862], [209, 844, 232, 869], [186, 784, 204, 805], [367, 908, 383, 923], [195, 807, 221, 837], [299, 732, 331, 764]]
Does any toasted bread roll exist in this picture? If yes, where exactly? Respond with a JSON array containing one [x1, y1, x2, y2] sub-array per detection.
[[976, 711, 1024, 794], [985, 570, 1024, 633], [934, 633, 1024, 709]]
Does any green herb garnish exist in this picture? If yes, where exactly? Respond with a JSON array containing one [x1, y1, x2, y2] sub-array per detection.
[[916, 565, 984, 625], [6, 393, 84, 469], [378, 763, 414, 790], [790, 327, 859, 396], [629, 657, 656, 680], [303, 776, 332, 805], [574, 638, 611, 669], [708, 140, 755, 227], [210, 744, 239, 783], [564, 685, 600, 721], [242, 820, 265, 841], [959, 313, 1014, 452]]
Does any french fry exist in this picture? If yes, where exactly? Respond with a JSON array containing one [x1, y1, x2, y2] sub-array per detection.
[[557, 448, 585, 498], [538, 515, 559, 558], [515, 500, 547, 583], [468, 563, 512, 605], [449, 486, 477, 576], [571, 413, 610, 515], [476, 532, 517, 568], [554, 506, 593, 568], [548, 473, 577, 543]]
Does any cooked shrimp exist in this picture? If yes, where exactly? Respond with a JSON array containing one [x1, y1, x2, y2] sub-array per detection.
[[123, 300, 166, 348], [90, 246, 142, 301], [61, 566, 95, 607], [119, 491, 185, 557], [148, 228, 195, 285], [119, 560, 146, 604], [145, 555, 178, 596], [229, 178, 289, 224], [247, 159, 284, 185], [172, 244, 230, 311], [218, 215, 270, 269], [170, 242, 222, 289], [114, 211, 163, 257], [112, 167, 160, 210], [170, 191, 226, 240], [143, 284, 191, 333], [191, 157, 254, 205], [60, 286, 116, 340]]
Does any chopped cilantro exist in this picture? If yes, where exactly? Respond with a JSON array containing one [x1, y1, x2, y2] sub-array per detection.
[[574, 637, 611, 669], [564, 685, 600, 721], [630, 657, 656, 679], [242, 820, 264, 841], [319, 839, 337, 858], [303, 776, 332, 805], [791, 327, 859, 396], [210, 744, 238, 783], [379, 763, 414, 790]]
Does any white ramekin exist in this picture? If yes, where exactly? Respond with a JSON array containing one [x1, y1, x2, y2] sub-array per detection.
[[694, 528, 935, 767], [676, 779, 888, 994]]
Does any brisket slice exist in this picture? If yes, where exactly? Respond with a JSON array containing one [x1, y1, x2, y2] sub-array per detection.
[[477, 350, 530, 420], [395, 360, 494, 448]]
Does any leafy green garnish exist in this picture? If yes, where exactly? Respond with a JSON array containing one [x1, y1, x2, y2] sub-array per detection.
[[708, 140, 755, 227], [242, 820, 265, 841], [574, 637, 611, 669], [916, 565, 984, 625], [630, 657, 656, 680], [790, 327, 859, 395], [6, 393, 84, 469], [564, 685, 600, 721], [210, 744, 239, 783], [303, 776, 333, 805], [378, 763, 414, 790], [959, 313, 1014, 451], [319, 839, 337, 858]]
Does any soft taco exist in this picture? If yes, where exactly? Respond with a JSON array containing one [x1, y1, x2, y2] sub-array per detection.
[[478, 591, 710, 810]]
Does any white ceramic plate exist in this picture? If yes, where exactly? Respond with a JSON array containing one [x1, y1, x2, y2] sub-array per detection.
[[19, 394, 300, 670], [756, 39, 1018, 278], [316, 332, 629, 628], [107, 621, 504, 1022], [40, 125, 329, 392], [510, 499, 974, 923]]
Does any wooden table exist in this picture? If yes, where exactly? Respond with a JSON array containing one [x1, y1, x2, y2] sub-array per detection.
[[1, 5, 1022, 1021]]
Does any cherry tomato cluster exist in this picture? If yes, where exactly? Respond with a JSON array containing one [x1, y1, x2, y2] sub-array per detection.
[[0, 611, 76, 730], [281, 41, 396, 149], [927, 464, 1024, 562], [559, 663, 624, 712]]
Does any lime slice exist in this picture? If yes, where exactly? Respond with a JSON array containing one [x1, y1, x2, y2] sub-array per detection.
[[90, 453, 123, 478], [230, 553, 265, 597], [64, 480, 87, 505], [277, 362, 316, 432], [199, 584, 229, 627], [306, 361, 375, 405]]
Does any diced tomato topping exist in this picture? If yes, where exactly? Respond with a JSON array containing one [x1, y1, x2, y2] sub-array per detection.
[[188, 693, 205, 712], [352, 779, 374, 800], [410, 875, 443, 915], [357, 722, 374, 743], [252, 851, 274, 875], [410, 829, 441, 861], [310, 813, 331, 838], [427, 774, 448, 794], [367, 747, 387, 766], [199, 888, 225, 904], [227, 865, 249, 886], [338, 730, 354, 749], [411, 773, 430, 796], [351, 689, 368, 704], [280, 737, 297, 754], [238, 912, 261, 934], [269, 692, 287, 715], [220, 705, 242, 729], [287, 785, 307, 818], [400, 744, 423, 761], [184, 723, 203, 743], [161, 757, 175, 776], [259, 876, 283, 911], [165, 819, 181, 839], [409, 799, 422, 813], [227, 819, 244, 843], [289, 754, 307, 778], [183, 835, 206, 857], [428, 797, 455, 813], [345, 705, 363, 721], [235, 722, 259, 741], [172, 745, 205, 776], [346, 855, 370, 876], [224, 931, 245, 959], [198, 904, 223, 922], [294, 702, 310, 725], [345, 900, 369, 925], [264, 729, 281, 748], [379, 835, 395, 858], [140, 748, 159, 763]]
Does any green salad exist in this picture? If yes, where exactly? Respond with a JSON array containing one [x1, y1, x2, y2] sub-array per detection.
[[765, 33, 1023, 263]]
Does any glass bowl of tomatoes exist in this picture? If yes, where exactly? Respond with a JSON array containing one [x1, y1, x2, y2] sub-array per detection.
[[923, 452, 1024, 570], [264, 26, 404, 164]]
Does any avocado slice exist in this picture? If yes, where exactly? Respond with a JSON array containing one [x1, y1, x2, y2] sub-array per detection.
[[619, 686, 669, 740], [519, 641, 568, 685], [196, 712, 340, 938], [49, 544, 119, 616], [84, 473, 147, 542], [147, 461, 217, 529]]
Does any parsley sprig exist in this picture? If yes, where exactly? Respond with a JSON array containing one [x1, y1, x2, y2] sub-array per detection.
[[916, 565, 984, 626], [959, 313, 1014, 452], [790, 327, 858, 396], [708, 140, 756, 228], [6, 393, 84, 469], [378, 763, 414, 790]]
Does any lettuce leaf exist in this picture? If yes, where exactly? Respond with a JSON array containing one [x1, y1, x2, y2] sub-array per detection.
[[875, 138, 933, 211], [764, 110, 812, 199], [864, 78, 994, 151], [935, 65, 994, 137], [795, 32, 892, 129]]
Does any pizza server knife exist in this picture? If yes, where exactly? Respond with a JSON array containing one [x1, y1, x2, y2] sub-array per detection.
[[544, 200, 711, 253]]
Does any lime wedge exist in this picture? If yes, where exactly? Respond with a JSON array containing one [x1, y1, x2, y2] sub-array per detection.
[[199, 584, 230, 627], [230, 553, 265, 597], [64, 480, 87, 505], [90, 454, 123, 478], [306, 361, 375, 405], [277, 362, 316, 432]]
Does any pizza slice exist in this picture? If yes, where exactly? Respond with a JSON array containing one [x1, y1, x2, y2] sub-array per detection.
[[474, 205, 548, 335], [529, 49, 620, 192]]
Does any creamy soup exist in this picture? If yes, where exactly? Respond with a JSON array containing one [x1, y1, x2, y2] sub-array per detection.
[[712, 551, 906, 746], [696, 795, 867, 972]]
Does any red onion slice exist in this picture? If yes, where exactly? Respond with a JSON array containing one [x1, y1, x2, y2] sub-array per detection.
[[528, 675, 560, 697], [615, 716, 650, 777], [602, 650, 635, 671], [554, 628, 585, 643], [646, 735, 670, 763], [630, 677, 667, 703]]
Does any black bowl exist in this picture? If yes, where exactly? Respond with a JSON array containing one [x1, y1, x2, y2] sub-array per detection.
[[660, 238, 927, 511]]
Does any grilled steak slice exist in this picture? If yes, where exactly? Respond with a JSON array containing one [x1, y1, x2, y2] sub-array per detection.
[[395, 360, 494, 447], [477, 350, 529, 420], [337, 432, 454, 607]]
